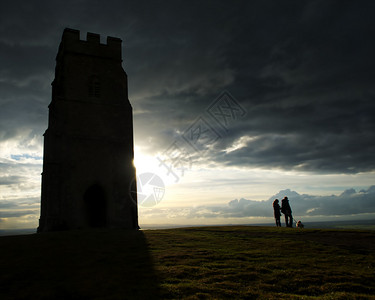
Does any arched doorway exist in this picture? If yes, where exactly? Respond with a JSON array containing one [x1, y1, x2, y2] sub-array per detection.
[[83, 184, 107, 227]]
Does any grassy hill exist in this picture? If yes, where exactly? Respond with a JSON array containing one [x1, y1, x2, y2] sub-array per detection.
[[1, 226, 374, 299]]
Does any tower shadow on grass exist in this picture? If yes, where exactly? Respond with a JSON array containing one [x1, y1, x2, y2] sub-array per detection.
[[0, 229, 160, 299]]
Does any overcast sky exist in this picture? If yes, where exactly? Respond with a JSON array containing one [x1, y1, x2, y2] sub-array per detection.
[[1, 0, 375, 229]]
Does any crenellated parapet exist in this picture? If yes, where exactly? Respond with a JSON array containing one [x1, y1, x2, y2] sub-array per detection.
[[57, 28, 122, 61]]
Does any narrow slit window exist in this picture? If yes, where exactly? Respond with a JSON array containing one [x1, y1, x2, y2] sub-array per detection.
[[89, 76, 100, 98]]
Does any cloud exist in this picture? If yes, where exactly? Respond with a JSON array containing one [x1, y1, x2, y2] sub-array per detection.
[[140, 186, 375, 222], [0, 175, 24, 185], [195, 186, 375, 219], [0, 1, 374, 176], [0, 210, 38, 218], [0, 196, 39, 229], [0, 197, 40, 208], [0, 201, 17, 209], [0, 196, 40, 230]]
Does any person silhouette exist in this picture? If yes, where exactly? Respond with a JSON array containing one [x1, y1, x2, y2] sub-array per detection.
[[272, 199, 281, 227], [281, 196, 293, 227]]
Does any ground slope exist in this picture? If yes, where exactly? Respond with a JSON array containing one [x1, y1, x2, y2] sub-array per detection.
[[1, 226, 374, 299]]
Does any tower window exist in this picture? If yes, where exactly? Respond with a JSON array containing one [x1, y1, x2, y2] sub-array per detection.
[[89, 76, 100, 98]]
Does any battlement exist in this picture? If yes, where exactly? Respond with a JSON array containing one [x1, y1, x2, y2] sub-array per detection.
[[58, 28, 122, 61]]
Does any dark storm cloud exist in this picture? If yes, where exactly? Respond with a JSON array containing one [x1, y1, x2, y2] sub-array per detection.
[[127, 0, 375, 174], [184, 1, 375, 174], [0, 0, 374, 174]]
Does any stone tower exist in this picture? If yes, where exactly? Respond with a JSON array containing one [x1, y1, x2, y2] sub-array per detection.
[[38, 28, 138, 232]]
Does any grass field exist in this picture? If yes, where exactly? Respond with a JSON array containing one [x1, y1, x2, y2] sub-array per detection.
[[1, 226, 374, 299]]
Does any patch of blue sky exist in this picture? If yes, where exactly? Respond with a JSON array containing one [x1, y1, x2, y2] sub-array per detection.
[[11, 154, 43, 161]]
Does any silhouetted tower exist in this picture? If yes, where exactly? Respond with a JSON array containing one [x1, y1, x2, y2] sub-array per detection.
[[38, 28, 138, 232]]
